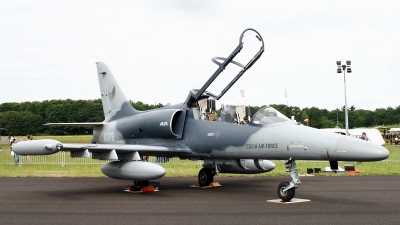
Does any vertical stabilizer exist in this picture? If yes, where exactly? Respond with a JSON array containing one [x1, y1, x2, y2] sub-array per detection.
[[96, 62, 138, 121]]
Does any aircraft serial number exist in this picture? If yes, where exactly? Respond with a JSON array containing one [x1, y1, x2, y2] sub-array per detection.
[[104, 132, 115, 142], [246, 143, 278, 149]]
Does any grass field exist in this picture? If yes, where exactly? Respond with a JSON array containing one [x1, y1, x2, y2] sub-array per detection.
[[1, 135, 399, 177]]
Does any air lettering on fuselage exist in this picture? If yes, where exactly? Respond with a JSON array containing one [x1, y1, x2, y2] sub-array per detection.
[[159, 122, 168, 126]]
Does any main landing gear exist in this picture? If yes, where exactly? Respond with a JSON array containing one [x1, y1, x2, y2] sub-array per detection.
[[277, 157, 301, 202], [129, 180, 160, 192], [198, 165, 220, 186], [198, 168, 213, 186], [133, 180, 149, 191]]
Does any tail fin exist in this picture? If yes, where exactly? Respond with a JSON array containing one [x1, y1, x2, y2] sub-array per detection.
[[96, 62, 139, 121]]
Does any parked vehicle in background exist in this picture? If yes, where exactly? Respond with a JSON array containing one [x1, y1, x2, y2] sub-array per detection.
[[388, 128, 400, 145], [322, 128, 385, 145]]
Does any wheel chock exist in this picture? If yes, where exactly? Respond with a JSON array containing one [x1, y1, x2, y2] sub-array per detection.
[[346, 170, 362, 174], [210, 182, 221, 187], [142, 186, 156, 192], [267, 198, 311, 204], [123, 186, 159, 193], [190, 182, 221, 188]]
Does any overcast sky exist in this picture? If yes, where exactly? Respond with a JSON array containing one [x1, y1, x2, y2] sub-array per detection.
[[1, 0, 399, 111]]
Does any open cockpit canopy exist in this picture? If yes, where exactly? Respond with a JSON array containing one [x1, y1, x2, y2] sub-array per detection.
[[185, 28, 264, 106]]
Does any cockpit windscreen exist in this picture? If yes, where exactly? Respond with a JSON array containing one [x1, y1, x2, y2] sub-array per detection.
[[252, 106, 290, 125]]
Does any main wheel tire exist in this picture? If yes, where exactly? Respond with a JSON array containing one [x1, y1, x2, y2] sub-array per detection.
[[133, 180, 149, 191], [277, 181, 295, 202], [198, 168, 214, 186]]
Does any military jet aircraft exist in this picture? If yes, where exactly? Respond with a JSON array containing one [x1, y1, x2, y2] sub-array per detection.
[[13, 28, 389, 201]]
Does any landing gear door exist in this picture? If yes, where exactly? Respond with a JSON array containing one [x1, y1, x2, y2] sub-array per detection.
[[185, 28, 265, 104]]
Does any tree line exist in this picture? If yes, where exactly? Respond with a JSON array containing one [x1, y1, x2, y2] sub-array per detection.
[[0, 99, 399, 136], [268, 104, 399, 129], [0, 99, 162, 136]]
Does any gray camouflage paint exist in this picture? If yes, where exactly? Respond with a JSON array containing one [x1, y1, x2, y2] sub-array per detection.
[[94, 103, 389, 162], [94, 62, 388, 161], [11, 29, 389, 192], [91, 27, 388, 164]]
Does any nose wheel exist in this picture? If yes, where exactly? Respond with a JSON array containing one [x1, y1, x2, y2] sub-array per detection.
[[277, 181, 295, 201], [277, 157, 301, 202]]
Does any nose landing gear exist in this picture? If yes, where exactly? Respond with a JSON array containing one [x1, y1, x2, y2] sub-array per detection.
[[277, 157, 301, 201]]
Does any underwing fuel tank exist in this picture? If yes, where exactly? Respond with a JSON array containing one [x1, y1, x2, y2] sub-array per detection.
[[12, 139, 62, 155], [101, 161, 166, 181]]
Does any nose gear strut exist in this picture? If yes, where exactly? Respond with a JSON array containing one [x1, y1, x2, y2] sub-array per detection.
[[277, 157, 301, 201]]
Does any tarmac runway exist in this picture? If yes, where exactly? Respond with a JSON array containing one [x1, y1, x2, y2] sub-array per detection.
[[0, 176, 399, 224]]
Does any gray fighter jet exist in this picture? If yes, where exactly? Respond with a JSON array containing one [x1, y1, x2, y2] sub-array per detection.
[[13, 29, 389, 201]]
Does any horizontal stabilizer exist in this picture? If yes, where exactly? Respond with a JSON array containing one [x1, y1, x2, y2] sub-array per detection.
[[44, 123, 104, 127]]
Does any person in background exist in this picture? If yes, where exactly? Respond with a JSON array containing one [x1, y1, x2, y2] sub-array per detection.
[[9, 135, 15, 145], [360, 132, 369, 141], [291, 108, 295, 121], [393, 133, 399, 145], [11, 138, 20, 165], [25, 135, 32, 165], [358, 132, 369, 164], [242, 116, 249, 125], [204, 108, 210, 120], [190, 102, 199, 108]]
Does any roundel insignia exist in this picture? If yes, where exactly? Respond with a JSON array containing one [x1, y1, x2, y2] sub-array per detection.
[[108, 84, 116, 100]]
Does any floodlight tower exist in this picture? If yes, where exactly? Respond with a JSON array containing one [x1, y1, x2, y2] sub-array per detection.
[[336, 60, 352, 136]]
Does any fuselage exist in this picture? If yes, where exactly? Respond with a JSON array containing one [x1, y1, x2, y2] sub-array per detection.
[[93, 106, 389, 162]]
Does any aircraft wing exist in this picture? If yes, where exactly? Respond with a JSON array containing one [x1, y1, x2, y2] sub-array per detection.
[[12, 140, 193, 159], [62, 143, 193, 159], [45, 123, 104, 127], [62, 143, 192, 154]]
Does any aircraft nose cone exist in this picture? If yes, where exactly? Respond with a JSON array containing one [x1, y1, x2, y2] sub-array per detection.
[[336, 136, 389, 161]]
